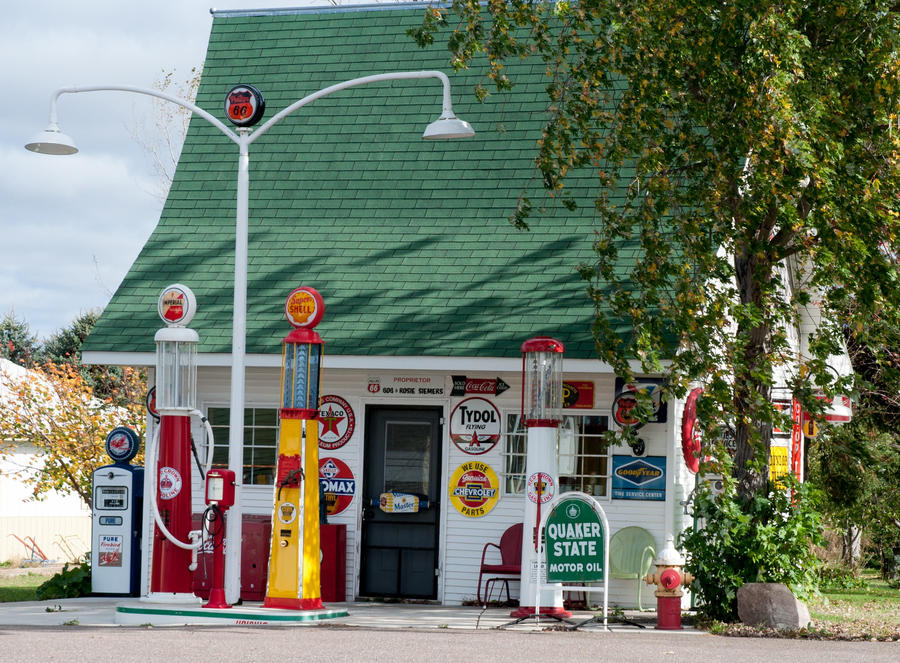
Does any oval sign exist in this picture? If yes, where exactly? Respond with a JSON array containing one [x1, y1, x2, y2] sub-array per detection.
[[681, 387, 703, 473], [449, 396, 501, 455], [448, 461, 500, 518], [225, 84, 266, 127]]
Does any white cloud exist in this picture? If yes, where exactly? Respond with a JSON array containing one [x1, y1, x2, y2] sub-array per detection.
[[2, 0, 397, 339]]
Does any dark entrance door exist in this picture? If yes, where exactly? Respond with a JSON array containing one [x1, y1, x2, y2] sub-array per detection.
[[360, 406, 442, 599]]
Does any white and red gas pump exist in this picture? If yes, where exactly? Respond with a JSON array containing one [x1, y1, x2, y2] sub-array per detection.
[[202, 468, 236, 609], [146, 284, 215, 600], [511, 337, 571, 619]]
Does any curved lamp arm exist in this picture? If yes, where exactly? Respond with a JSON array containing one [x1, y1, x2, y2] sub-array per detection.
[[249, 70, 460, 144], [46, 84, 240, 146]]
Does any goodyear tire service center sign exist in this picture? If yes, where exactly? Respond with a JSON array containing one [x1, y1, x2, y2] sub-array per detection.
[[545, 494, 607, 584]]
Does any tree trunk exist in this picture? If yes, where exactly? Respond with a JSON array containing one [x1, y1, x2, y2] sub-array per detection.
[[841, 525, 861, 568], [732, 241, 774, 502]]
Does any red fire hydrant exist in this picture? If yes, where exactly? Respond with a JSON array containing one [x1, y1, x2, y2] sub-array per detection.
[[643, 538, 694, 630]]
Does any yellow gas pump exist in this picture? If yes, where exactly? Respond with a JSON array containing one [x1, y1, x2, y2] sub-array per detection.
[[264, 287, 325, 610]]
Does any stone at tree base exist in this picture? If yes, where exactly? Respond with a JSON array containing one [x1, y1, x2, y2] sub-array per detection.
[[737, 582, 811, 630]]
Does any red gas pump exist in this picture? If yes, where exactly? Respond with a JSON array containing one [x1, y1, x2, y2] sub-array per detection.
[[202, 469, 236, 609]]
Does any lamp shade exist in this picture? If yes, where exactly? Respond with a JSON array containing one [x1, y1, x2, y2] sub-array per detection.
[[422, 114, 475, 140], [521, 336, 565, 426], [25, 125, 78, 155]]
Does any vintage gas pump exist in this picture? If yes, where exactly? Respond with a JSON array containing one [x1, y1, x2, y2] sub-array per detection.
[[511, 337, 570, 619], [201, 468, 236, 609], [92, 427, 144, 595], [147, 284, 215, 600], [264, 286, 326, 610]]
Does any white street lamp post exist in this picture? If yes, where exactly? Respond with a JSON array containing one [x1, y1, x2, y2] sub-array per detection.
[[27, 72, 474, 604]]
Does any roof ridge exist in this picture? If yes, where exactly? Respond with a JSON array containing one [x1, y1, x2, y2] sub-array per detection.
[[210, 2, 449, 19]]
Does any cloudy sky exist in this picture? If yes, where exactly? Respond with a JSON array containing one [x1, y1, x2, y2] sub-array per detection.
[[2, 1, 397, 340]]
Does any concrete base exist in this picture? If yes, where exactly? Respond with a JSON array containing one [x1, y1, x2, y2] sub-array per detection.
[[116, 602, 348, 626]]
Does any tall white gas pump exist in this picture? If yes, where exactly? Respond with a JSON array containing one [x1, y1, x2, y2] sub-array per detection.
[[92, 427, 144, 595]]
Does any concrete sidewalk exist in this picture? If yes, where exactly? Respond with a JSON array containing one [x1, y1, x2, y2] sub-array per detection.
[[0, 596, 686, 631]]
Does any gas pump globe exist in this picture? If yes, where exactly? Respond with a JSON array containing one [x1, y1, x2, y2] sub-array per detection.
[[512, 336, 570, 619]]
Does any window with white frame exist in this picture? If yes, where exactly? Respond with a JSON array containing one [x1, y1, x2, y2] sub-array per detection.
[[206, 407, 279, 486], [503, 413, 610, 497]]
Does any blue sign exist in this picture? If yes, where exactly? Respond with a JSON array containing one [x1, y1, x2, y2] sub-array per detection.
[[612, 455, 666, 500]]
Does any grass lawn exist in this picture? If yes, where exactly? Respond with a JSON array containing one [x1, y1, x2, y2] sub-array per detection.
[[0, 573, 45, 603], [807, 575, 900, 640]]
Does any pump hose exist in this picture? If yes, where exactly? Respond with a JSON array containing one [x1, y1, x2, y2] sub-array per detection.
[[146, 410, 216, 552], [202, 504, 225, 548]]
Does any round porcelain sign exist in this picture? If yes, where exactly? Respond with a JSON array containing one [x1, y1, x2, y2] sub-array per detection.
[[449, 397, 501, 455]]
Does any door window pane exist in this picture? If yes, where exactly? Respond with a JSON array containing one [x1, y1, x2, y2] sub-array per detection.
[[383, 421, 431, 494]]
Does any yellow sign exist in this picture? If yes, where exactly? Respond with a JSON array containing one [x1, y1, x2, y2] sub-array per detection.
[[770, 446, 789, 488], [448, 461, 500, 518], [802, 417, 819, 438]]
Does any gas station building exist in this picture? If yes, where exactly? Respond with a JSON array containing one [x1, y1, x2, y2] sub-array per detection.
[[80, 5, 815, 607]]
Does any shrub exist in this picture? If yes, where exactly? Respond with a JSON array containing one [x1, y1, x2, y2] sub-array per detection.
[[678, 477, 825, 622], [35, 560, 92, 600]]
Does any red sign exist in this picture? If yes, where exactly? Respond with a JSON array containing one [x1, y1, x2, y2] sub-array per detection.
[[318, 395, 355, 450], [563, 381, 594, 409], [319, 457, 356, 516], [284, 287, 324, 328], [791, 399, 803, 480], [225, 84, 266, 127]]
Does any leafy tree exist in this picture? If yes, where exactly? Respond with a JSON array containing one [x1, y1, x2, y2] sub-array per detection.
[[0, 361, 145, 508], [414, 1, 900, 499], [809, 317, 900, 579], [43, 310, 100, 365], [0, 310, 43, 368], [43, 309, 139, 406]]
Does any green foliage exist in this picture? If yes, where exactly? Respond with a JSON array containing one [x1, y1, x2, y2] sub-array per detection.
[[35, 560, 91, 600], [0, 310, 43, 368], [417, 1, 900, 497], [817, 565, 868, 590], [810, 418, 900, 580], [43, 310, 100, 365], [679, 477, 825, 621]]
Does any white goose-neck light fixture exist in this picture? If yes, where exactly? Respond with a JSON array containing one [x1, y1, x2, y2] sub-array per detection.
[[24, 70, 473, 607]]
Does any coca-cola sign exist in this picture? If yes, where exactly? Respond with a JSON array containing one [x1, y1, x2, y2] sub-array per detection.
[[450, 375, 510, 397], [449, 397, 501, 455]]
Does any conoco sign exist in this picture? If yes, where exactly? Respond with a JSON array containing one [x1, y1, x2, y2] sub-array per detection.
[[449, 397, 501, 455]]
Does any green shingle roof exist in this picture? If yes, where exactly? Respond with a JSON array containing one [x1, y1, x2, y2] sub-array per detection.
[[83, 5, 628, 360]]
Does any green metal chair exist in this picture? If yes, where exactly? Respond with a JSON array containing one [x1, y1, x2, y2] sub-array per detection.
[[609, 526, 657, 611]]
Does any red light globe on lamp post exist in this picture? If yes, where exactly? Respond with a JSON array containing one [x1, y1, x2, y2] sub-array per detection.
[[511, 337, 571, 619]]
